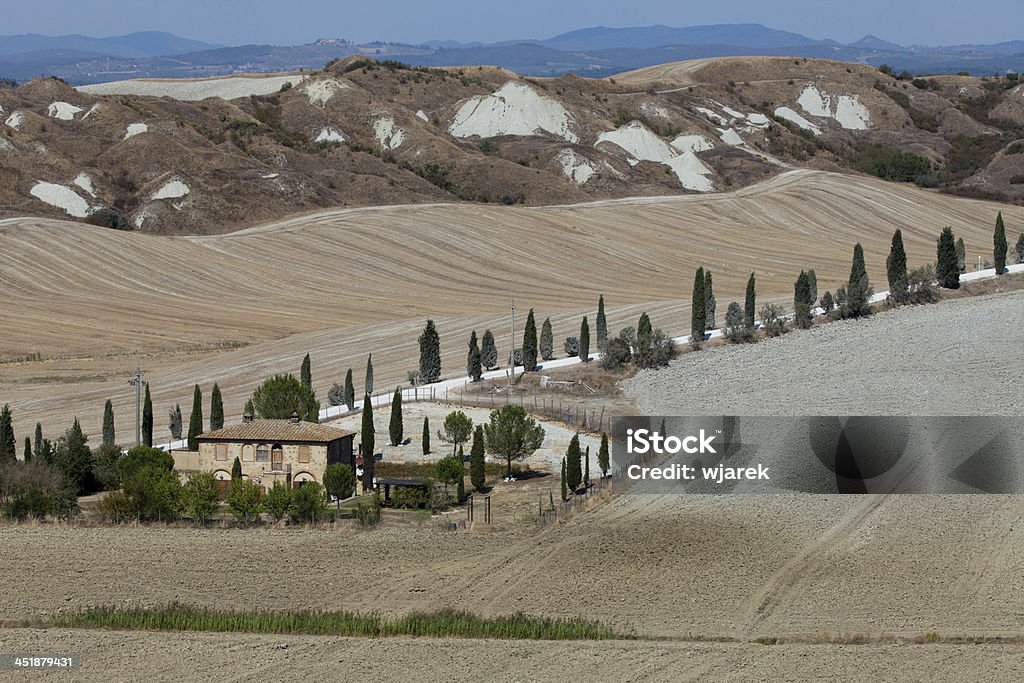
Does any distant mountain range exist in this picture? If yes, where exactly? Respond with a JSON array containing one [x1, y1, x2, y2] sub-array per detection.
[[1, 24, 1022, 84]]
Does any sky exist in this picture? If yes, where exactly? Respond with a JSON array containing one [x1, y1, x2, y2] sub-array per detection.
[[0, 0, 1016, 47]]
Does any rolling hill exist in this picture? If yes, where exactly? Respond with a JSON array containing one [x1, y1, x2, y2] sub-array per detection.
[[2, 56, 1023, 237], [1, 168, 1020, 445]]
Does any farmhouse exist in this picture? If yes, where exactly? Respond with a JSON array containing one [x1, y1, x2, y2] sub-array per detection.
[[173, 412, 356, 492]]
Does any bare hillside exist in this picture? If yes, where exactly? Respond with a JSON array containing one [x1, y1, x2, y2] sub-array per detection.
[[2, 56, 1023, 234], [1, 170, 1021, 444]]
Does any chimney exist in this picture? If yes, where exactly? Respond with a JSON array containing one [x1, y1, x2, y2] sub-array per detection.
[[243, 412, 254, 424], [290, 411, 301, 424]]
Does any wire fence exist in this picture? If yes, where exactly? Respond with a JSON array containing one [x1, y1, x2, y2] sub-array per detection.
[[534, 476, 611, 528]]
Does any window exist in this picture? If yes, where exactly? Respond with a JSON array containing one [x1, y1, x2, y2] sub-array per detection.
[[271, 445, 284, 471], [242, 444, 255, 462], [256, 444, 269, 462], [298, 445, 310, 463], [215, 444, 227, 461]]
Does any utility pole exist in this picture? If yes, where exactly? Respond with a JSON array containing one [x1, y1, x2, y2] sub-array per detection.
[[128, 368, 146, 447], [509, 298, 516, 387]]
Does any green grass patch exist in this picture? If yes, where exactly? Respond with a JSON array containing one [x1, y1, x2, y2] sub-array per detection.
[[44, 604, 621, 641]]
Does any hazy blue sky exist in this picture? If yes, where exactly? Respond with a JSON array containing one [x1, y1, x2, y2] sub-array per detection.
[[1, 0, 1015, 47]]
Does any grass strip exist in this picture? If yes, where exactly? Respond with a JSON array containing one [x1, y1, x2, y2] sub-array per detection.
[[43, 603, 622, 641]]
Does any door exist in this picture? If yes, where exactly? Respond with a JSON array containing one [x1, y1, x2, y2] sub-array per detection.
[[271, 445, 283, 471]]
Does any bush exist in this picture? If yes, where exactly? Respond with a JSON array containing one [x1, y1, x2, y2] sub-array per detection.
[[563, 336, 579, 357], [724, 302, 754, 343], [84, 208, 132, 231], [354, 497, 382, 526], [291, 482, 328, 523], [92, 443, 123, 491], [99, 490, 133, 523], [117, 445, 174, 482], [263, 482, 293, 522], [182, 472, 220, 524], [907, 265, 940, 304], [855, 144, 933, 184], [759, 304, 788, 337], [226, 479, 262, 525], [323, 463, 356, 502], [599, 337, 632, 370], [633, 329, 674, 368], [122, 464, 183, 522]]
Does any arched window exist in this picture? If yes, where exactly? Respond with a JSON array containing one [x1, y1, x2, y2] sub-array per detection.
[[256, 444, 269, 462], [242, 444, 255, 462]]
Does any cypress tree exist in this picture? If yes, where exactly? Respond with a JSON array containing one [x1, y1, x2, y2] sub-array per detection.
[[360, 394, 374, 490], [691, 267, 706, 346], [598, 432, 610, 478], [637, 312, 653, 357], [0, 404, 15, 464], [422, 416, 431, 455], [1015, 233, 1024, 264], [596, 294, 608, 350], [955, 237, 966, 274], [846, 243, 872, 318], [418, 320, 441, 383], [522, 308, 538, 371], [360, 393, 375, 460], [539, 318, 554, 361], [467, 330, 483, 381], [231, 456, 242, 481], [704, 271, 716, 330], [365, 354, 374, 395], [744, 273, 756, 331], [389, 387, 403, 446], [806, 270, 817, 312], [584, 445, 590, 485], [344, 369, 355, 411], [102, 399, 115, 447], [995, 211, 1008, 275], [169, 404, 183, 440], [560, 457, 568, 501], [470, 425, 485, 492], [34, 422, 42, 458], [566, 434, 582, 491], [579, 316, 591, 361], [54, 418, 93, 495], [456, 443, 466, 503], [300, 353, 312, 389], [937, 227, 960, 289], [887, 229, 909, 304], [210, 383, 224, 431], [187, 385, 203, 451], [23, 436, 32, 463], [794, 271, 812, 329], [142, 384, 153, 447], [481, 329, 498, 370]]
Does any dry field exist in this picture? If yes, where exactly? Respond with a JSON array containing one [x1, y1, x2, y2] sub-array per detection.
[[2, 168, 1021, 446], [3, 287, 1024, 680], [1, 630, 1021, 682]]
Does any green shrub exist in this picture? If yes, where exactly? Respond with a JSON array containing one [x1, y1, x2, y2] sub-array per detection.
[[263, 482, 293, 522], [226, 479, 262, 525], [599, 337, 632, 370], [182, 472, 220, 524], [122, 464, 183, 522], [291, 482, 328, 523], [855, 144, 933, 184], [85, 208, 133, 231], [759, 304, 788, 337]]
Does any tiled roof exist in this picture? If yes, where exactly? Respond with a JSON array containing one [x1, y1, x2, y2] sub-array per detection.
[[198, 420, 355, 443]]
